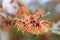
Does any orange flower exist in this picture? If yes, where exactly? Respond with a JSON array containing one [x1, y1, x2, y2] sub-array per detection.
[[1, 20, 13, 32], [17, 4, 29, 19], [14, 16, 51, 35], [14, 6, 51, 35]]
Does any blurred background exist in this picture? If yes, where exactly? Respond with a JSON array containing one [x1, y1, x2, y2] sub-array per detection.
[[0, 0, 60, 40]]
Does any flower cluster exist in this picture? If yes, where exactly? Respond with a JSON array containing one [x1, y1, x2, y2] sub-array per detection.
[[14, 14, 51, 35]]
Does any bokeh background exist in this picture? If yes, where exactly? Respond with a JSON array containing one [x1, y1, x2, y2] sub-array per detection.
[[0, 0, 60, 40]]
